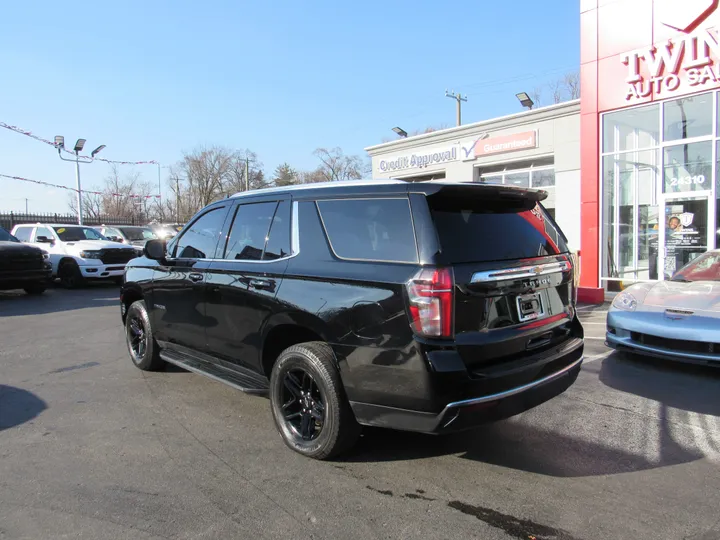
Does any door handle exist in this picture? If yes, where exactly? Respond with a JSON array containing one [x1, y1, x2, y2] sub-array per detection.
[[189, 272, 204, 282], [249, 278, 272, 290]]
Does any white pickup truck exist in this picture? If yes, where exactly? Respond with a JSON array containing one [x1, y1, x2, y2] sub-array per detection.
[[11, 223, 138, 288]]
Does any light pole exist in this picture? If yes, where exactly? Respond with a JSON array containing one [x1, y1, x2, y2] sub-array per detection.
[[55, 136, 105, 225]]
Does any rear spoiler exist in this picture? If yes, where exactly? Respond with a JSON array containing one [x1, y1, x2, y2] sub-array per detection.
[[422, 182, 548, 202]]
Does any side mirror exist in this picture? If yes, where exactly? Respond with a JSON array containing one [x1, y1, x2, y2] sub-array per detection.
[[144, 239, 167, 261], [109, 236, 123, 243], [36, 236, 54, 244]]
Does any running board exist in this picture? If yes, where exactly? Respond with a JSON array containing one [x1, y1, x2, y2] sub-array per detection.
[[159, 349, 269, 395]]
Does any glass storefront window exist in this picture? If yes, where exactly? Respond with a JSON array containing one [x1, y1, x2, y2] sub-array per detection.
[[504, 172, 530, 188], [663, 141, 712, 193], [602, 151, 660, 286], [480, 174, 502, 185], [532, 169, 555, 187], [663, 93, 712, 141], [603, 105, 659, 152]]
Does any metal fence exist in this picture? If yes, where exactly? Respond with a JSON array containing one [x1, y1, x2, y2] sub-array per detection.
[[0, 212, 145, 231]]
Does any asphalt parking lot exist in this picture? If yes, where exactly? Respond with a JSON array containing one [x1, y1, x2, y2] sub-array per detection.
[[1, 287, 719, 540]]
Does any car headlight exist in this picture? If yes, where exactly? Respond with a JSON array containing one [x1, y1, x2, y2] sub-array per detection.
[[612, 291, 637, 311], [79, 250, 102, 259]]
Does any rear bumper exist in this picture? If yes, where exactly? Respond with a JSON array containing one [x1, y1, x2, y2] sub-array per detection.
[[349, 351, 583, 434]]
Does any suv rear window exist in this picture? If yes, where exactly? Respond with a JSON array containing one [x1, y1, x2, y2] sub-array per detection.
[[317, 198, 418, 263], [428, 195, 568, 264]]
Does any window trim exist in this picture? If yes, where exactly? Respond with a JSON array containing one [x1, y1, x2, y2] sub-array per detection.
[[315, 196, 420, 265]]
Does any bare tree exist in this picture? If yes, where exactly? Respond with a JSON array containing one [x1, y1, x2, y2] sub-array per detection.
[[530, 86, 544, 108], [548, 78, 564, 104], [564, 71, 580, 99], [312, 147, 367, 182], [67, 191, 102, 220]]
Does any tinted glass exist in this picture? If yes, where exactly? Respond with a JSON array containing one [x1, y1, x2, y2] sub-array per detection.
[[664, 93, 712, 141], [223, 202, 277, 261], [317, 198, 418, 263], [428, 195, 568, 263], [674, 252, 720, 282], [264, 200, 291, 260], [53, 226, 104, 241], [0, 227, 18, 242], [13, 227, 31, 242], [173, 207, 227, 259]]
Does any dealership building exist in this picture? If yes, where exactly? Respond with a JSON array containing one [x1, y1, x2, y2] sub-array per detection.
[[366, 0, 720, 303]]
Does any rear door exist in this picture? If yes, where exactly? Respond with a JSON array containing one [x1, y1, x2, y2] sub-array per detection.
[[205, 197, 293, 372], [151, 204, 230, 352], [421, 185, 579, 371]]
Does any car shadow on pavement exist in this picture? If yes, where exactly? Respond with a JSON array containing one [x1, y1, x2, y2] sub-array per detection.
[[599, 353, 720, 417], [0, 283, 118, 317], [0, 385, 48, 431], [341, 416, 705, 478]]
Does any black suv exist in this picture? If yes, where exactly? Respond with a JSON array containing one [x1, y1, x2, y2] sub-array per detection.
[[120, 180, 584, 459], [0, 226, 52, 294]]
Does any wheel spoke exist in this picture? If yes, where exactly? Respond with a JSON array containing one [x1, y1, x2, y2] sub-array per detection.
[[284, 411, 301, 421], [301, 371, 311, 392], [300, 412, 313, 439], [282, 397, 296, 410], [284, 373, 302, 398]]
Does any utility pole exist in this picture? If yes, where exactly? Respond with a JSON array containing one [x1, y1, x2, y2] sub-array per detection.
[[157, 163, 162, 202], [245, 156, 250, 191], [24, 198, 29, 214], [445, 90, 468, 127], [175, 177, 180, 223]]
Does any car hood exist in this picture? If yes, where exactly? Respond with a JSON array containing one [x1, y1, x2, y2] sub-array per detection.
[[64, 240, 135, 252], [0, 241, 43, 256], [642, 280, 720, 312]]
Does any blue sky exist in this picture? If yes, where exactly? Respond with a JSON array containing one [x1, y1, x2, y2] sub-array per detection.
[[0, 0, 579, 214]]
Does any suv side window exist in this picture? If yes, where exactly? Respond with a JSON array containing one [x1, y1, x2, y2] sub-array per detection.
[[223, 201, 287, 261], [33, 226, 54, 242], [263, 201, 291, 260], [316, 198, 418, 263], [13, 227, 32, 242], [172, 207, 227, 259]]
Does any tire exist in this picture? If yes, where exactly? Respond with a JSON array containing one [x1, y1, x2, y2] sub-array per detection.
[[125, 300, 165, 371], [59, 262, 85, 289], [114, 276, 124, 286], [24, 283, 46, 295], [269, 342, 360, 460]]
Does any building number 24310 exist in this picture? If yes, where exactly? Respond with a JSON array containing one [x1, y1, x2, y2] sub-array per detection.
[[669, 175, 706, 187]]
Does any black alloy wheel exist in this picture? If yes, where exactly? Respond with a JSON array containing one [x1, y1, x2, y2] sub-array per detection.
[[59, 263, 84, 289], [127, 314, 147, 364], [270, 342, 360, 459], [281, 368, 326, 441]]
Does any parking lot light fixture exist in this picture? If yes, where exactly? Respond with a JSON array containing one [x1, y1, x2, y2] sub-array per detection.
[[392, 127, 408, 138], [55, 136, 106, 225], [516, 92, 534, 110]]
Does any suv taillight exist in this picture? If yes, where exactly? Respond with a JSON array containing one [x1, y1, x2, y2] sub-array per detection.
[[406, 267, 454, 338]]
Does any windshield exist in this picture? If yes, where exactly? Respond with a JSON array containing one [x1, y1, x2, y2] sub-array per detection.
[[53, 226, 107, 242], [0, 227, 18, 242], [120, 227, 157, 241], [672, 252, 720, 282]]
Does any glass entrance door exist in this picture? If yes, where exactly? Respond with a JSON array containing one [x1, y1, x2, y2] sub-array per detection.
[[658, 195, 711, 280]]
